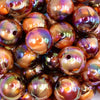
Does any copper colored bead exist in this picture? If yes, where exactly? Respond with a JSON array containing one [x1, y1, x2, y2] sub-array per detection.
[[95, 50, 100, 61], [58, 46, 86, 75], [6, 0, 32, 18], [73, 6, 100, 33], [47, 0, 74, 21], [0, 73, 25, 100], [14, 44, 37, 69], [0, 19, 22, 46], [28, 74, 52, 100], [54, 77, 81, 100], [0, 47, 13, 77], [76, 35, 99, 59], [23, 64, 43, 79], [50, 22, 75, 49], [0, 0, 9, 15], [23, 12, 47, 33], [82, 59, 100, 86], [26, 28, 52, 55], [80, 84, 94, 100], [20, 92, 35, 100]]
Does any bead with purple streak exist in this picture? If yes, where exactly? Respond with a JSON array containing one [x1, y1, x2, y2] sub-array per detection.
[[73, 6, 100, 33]]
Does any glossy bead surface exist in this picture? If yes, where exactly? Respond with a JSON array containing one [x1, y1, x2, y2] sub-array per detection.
[[58, 46, 86, 75], [6, 0, 32, 18], [0, 0, 9, 15], [73, 6, 100, 33], [82, 59, 100, 86], [54, 77, 81, 100], [14, 44, 37, 68], [50, 22, 75, 49], [32, 0, 45, 11], [20, 92, 35, 100], [23, 64, 43, 79], [0, 73, 25, 100], [0, 19, 22, 46], [47, 0, 74, 21], [23, 12, 47, 33], [28, 74, 52, 100], [80, 84, 94, 100], [77, 35, 99, 59], [0, 47, 13, 76], [26, 28, 52, 55]]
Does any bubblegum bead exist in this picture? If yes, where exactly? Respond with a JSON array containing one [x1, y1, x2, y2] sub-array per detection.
[[58, 46, 86, 75], [50, 22, 75, 49], [0, 47, 13, 76], [0, 73, 25, 100], [6, 0, 32, 18], [26, 28, 52, 55], [73, 6, 100, 33], [0, 19, 22, 46], [28, 74, 52, 100], [54, 77, 81, 100], [23, 12, 47, 33], [47, 0, 74, 21]]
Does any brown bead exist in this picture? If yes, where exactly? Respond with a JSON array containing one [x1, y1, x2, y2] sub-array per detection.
[[54, 77, 81, 100], [80, 84, 94, 100], [47, 0, 74, 21], [0, 47, 14, 77], [14, 44, 37, 69], [58, 46, 86, 75], [23, 12, 47, 33], [50, 22, 75, 49], [28, 74, 52, 100]]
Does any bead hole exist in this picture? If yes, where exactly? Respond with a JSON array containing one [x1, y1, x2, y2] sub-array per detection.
[[66, 55, 71, 59], [10, 3, 13, 7], [13, 31, 17, 35]]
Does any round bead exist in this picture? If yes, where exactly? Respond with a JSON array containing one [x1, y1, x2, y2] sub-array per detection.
[[0, 73, 25, 100], [50, 22, 75, 49], [28, 74, 52, 100], [47, 0, 74, 21], [23, 12, 47, 33], [26, 28, 52, 55], [82, 59, 100, 86], [54, 77, 81, 100], [73, 6, 100, 33], [14, 44, 37, 69], [0, 19, 22, 46], [0, 47, 13, 76], [76, 35, 99, 59], [58, 46, 86, 75], [6, 0, 32, 18]]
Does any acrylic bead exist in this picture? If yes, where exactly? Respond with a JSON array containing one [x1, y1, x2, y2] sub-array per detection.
[[73, 6, 100, 33], [50, 22, 75, 49], [26, 28, 52, 55], [58, 46, 86, 75], [0, 73, 25, 100]]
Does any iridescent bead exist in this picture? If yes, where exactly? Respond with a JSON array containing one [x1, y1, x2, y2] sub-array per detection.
[[47, 0, 74, 21], [0, 47, 13, 77], [76, 35, 99, 59], [50, 22, 75, 49], [32, 0, 45, 11], [26, 28, 52, 55], [0, 73, 25, 100], [28, 74, 52, 100], [82, 59, 100, 86], [14, 44, 37, 69], [58, 46, 86, 75], [23, 12, 47, 33], [54, 77, 81, 100], [0, 19, 22, 46], [80, 83, 94, 100], [73, 6, 100, 33], [6, 0, 32, 18]]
